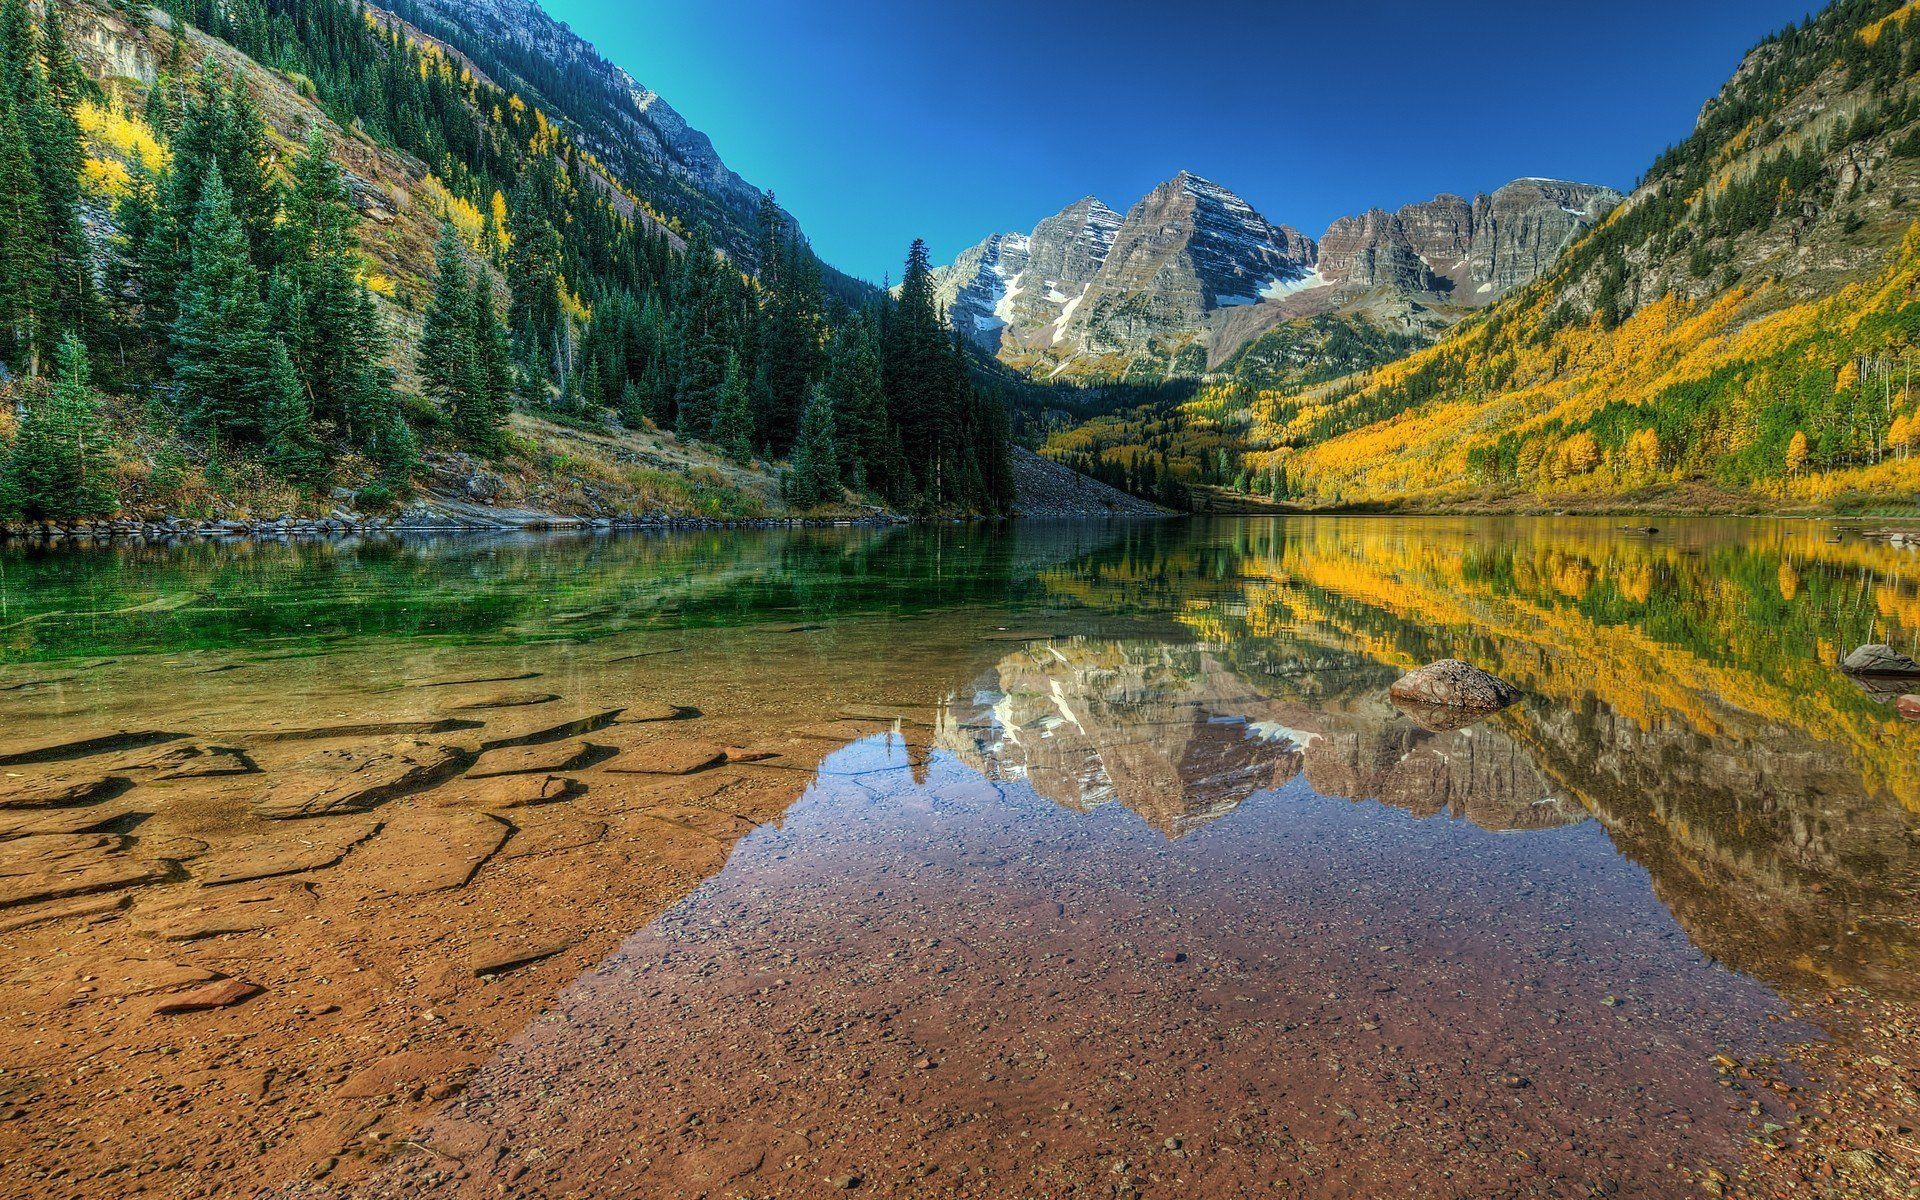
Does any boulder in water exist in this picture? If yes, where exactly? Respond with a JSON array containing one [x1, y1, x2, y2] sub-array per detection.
[[1388, 660, 1520, 711], [1840, 644, 1920, 676]]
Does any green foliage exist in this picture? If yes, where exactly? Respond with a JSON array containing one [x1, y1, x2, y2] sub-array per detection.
[[879, 239, 1015, 514], [1223, 315, 1427, 393], [782, 385, 840, 507], [2, 334, 118, 518], [418, 225, 511, 454], [168, 165, 288, 447], [4, 0, 1016, 515], [712, 351, 754, 465]]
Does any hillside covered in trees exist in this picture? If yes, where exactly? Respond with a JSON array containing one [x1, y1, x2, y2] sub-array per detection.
[[0, 0, 1015, 524], [1040, 0, 1920, 514]]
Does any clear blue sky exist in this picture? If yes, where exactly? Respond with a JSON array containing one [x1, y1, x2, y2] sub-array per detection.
[[545, 0, 1816, 283]]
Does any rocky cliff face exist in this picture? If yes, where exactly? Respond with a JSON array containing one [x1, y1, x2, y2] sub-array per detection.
[[1315, 181, 1622, 298], [1467, 179, 1622, 292], [1318, 209, 1434, 291], [932, 172, 1620, 378], [1062, 173, 1318, 358], [929, 198, 1120, 354]]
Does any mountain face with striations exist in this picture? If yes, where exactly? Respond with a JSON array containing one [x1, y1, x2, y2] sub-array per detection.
[[933, 172, 1619, 382]]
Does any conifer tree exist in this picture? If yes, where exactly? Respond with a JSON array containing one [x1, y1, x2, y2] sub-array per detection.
[[671, 226, 732, 439], [215, 78, 276, 264], [782, 384, 840, 507], [169, 165, 285, 445], [38, 4, 93, 112], [506, 205, 563, 383], [825, 313, 889, 493], [276, 132, 392, 447], [467, 275, 513, 451], [261, 338, 322, 480], [0, 104, 50, 376], [2, 333, 117, 517], [712, 350, 754, 464], [418, 224, 480, 409], [109, 158, 173, 380], [0, 0, 33, 105]]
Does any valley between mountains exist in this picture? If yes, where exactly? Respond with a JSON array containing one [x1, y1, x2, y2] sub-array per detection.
[[6, 0, 1920, 529]]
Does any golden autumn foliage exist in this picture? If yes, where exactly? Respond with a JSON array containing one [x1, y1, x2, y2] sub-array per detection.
[[1265, 221, 1920, 509], [74, 97, 168, 176], [421, 174, 486, 249], [1862, 0, 1920, 45]]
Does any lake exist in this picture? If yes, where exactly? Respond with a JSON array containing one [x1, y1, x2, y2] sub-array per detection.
[[0, 517, 1914, 1199]]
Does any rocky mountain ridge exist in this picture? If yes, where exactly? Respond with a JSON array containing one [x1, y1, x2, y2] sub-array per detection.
[[933, 172, 1621, 380], [386, 0, 848, 286]]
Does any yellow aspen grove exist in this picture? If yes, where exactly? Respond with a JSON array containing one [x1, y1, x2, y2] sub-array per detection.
[[1837, 359, 1862, 394], [1626, 428, 1661, 474], [1786, 430, 1810, 475]]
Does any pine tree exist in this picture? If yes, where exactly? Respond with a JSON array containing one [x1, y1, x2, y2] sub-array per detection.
[[0, 104, 50, 376], [467, 276, 513, 452], [38, 4, 93, 112], [712, 350, 754, 464], [109, 157, 173, 381], [751, 219, 823, 454], [169, 165, 284, 445], [505, 204, 563, 384], [3, 333, 117, 518], [276, 133, 371, 440], [215, 77, 276, 265], [826, 313, 889, 493], [418, 224, 480, 407], [261, 338, 322, 481], [670, 225, 731, 439], [782, 384, 840, 507], [0, 0, 32, 109]]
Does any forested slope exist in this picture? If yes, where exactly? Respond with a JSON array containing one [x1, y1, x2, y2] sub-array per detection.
[[1257, 0, 1920, 511], [0, 0, 1015, 525]]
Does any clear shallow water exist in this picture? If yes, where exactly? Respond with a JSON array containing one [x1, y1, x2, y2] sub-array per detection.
[[2, 517, 1917, 1198]]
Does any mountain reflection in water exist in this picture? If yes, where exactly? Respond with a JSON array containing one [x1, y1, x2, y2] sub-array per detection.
[[1, 517, 1916, 1198]]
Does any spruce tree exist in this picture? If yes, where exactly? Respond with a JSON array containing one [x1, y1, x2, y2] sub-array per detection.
[[276, 133, 383, 442], [0, 104, 50, 376], [38, 5, 93, 112], [783, 385, 840, 507], [215, 78, 276, 265], [712, 350, 754, 464], [825, 314, 888, 493], [261, 339, 322, 481], [0, 0, 34, 109], [3, 333, 117, 518], [169, 165, 284, 445], [467, 276, 513, 452], [505, 206, 563, 383], [109, 158, 172, 381], [418, 224, 480, 412]]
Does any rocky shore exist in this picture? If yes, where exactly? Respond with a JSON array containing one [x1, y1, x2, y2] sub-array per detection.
[[0, 506, 912, 542]]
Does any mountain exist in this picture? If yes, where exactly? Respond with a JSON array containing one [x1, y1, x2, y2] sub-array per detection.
[[1258, 0, 1920, 510], [933, 171, 1619, 385], [383, 0, 855, 295], [5, 0, 1018, 528]]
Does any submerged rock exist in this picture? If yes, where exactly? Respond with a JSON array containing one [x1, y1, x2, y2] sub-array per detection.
[[150, 978, 262, 1015], [1388, 660, 1520, 711], [251, 740, 467, 819], [1840, 644, 1920, 676]]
